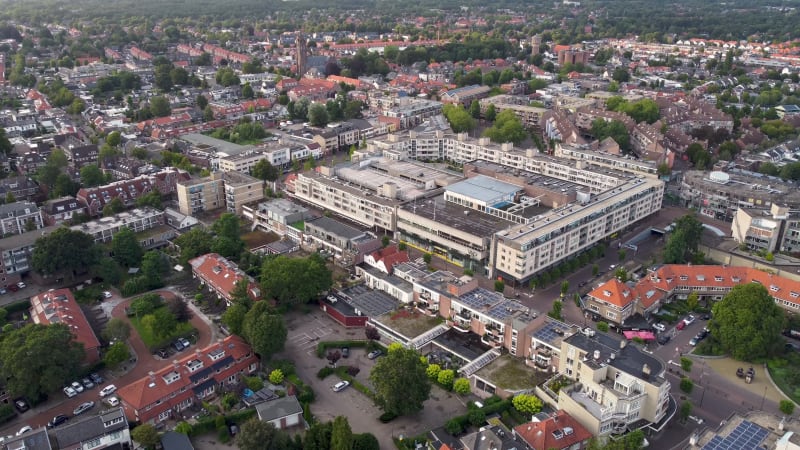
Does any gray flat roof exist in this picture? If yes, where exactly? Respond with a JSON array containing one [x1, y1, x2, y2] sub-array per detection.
[[446, 175, 522, 204], [180, 133, 255, 156], [564, 332, 666, 386], [306, 216, 365, 240], [339, 284, 399, 317], [401, 195, 519, 237]]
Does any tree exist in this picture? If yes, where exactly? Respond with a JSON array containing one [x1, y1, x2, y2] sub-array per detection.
[[174, 228, 213, 264], [327, 350, 341, 367], [612, 67, 630, 83], [469, 100, 481, 119], [485, 103, 496, 122], [780, 399, 795, 415], [196, 94, 208, 110], [591, 119, 630, 151], [437, 369, 455, 389], [242, 302, 287, 360], [0, 324, 85, 402], [4, 191, 15, 204], [453, 377, 471, 394], [102, 318, 131, 342], [710, 283, 785, 361], [104, 341, 131, 368], [103, 197, 125, 216], [679, 401, 693, 423], [166, 298, 191, 322], [203, 105, 215, 122], [149, 96, 171, 117], [32, 228, 100, 277], [365, 326, 380, 341], [352, 433, 380, 450], [560, 280, 569, 296], [144, 309, 177, 340], [141, 250, 169, 288], [482, 109, 526, 145], [111, 227, 143, 267], [369, 346, 431, 417], [251, 159, 280, 183], [241, 83, 254, 99], [512, 393, 544, 415], [308, 103, 330, 127], [105, 131, 122, 148], [268, 369, 284, 384], [260, 255, 332, 307], [679, 377, 694, 394], [680, 357, 693, 372], [686, 292, 699, 311], [80, 164, 105, 187], [663, 214, 704, 264], [222, 303, 248, 336], [229, 279, 253, 309], [236, 419, 292, 450], [442, 104, 476, 133], [136, 191, 162, 209], [330, 416, 353, 450], [0, 128, 12, 156], [131, 424, 160, 450]]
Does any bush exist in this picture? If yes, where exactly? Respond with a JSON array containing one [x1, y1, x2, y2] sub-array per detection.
[[468, 408, 486, 426], [4, 300, 30, 315], [244, 376, 263, 392], [597, 322, 609, 332], [379, 411, 398, 423], [780, 399, 796, 415], [317, 367, 334, 379], [680, 357, 693, 372], [269, 369, 285, 384], [0, 404, 16, 425], [346, 365, 360, 377], [316, 340, 370, 358], [221, 393, 238, 411], [445, 417, 465, 435], [680, 377, 694, 394], [269, 359, 296, 377]]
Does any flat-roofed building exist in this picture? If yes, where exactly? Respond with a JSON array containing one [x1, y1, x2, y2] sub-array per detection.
[[70, 207, 166, 245], [242, 198, 312, 237], [222, 171, 264, 215], [555, 143, 658, 175], [478, 95, 547, 129]]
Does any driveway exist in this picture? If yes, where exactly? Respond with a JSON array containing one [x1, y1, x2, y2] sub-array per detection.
[[280, 309, 467, 448]]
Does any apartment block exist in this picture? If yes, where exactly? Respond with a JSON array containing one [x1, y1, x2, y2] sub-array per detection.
[[177, 174, 225, 216], [556, 332, 672, 436], [70, 207, 165, 244], [242, 198, 312, 237], [0, 225, 59, 289], [731, 204, 792, 252], [478, 95, 547, 129], [555, 143, 658, 176], [116, 335, 258, 424], [0, 200, 43, 236], [30, 289, 102, 364], [680, 169, 800, 222], [221, 171, 264, 215]]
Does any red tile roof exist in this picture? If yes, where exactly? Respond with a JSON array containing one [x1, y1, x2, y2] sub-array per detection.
[[117, 335, 257, 423], [29, 289, 101, 364], [587, 278, 634, 308], [366, 245, 409, 274], [189, 253, 260, 302], [514, 410, 592, 450]]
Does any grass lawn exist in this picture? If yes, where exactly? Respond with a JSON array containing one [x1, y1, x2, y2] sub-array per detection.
[[129, 307, 195, 349], [767, 353, 800, 403]]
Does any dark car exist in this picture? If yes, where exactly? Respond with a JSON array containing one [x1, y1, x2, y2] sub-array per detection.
[[701, 313, 711, 320], [7, 284, 18, 292], [89, 373, 103, 385], [578, 281, 588, 287], [657, 334, 671, 345], [341, 347, 350, 358], [47, 415, 69, 428], [13, 399, 29, 413], [172, 340, 185, 352], [156, 348, 169, 359]]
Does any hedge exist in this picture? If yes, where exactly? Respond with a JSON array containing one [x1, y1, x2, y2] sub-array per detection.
[[5, 300, 31, 315], [187, 409, 256, 436], [315, 340, 371, 358], [333, 367, 375, 400]]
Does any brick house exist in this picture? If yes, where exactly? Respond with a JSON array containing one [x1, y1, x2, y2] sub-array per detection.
[[40, 196, 87, 226], [29, 289, 102, 364], [116, 335, 259, 424], [189, 253, 261, 305]]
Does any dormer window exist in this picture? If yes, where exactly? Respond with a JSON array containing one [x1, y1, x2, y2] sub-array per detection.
[[696, 275, 705, 281], [679, 275, 688, 281], [209, 348, 225, 361], [791, 291, 799, 299], [603, 290, 612, 297], [163, 371, 180, 384], [714, 276, 723, 282], [732, 277, 741, 283], [186, 359, 203, 372], [770, 285, 780, 292]]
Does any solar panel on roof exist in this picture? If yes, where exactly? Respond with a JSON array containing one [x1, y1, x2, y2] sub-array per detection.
[[702, 421, 769, 450]]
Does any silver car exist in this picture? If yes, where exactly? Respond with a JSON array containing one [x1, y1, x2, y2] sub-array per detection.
[[73, 401, 95, 416]]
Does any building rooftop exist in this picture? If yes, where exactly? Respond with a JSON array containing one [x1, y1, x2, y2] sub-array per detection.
[[563, 331, 666, 386], [334, 157, 462, 201], [446, 175, 522, 206], [51, 407, 128, 449], [70, 207, 163, 235], [305, 216, 366, 241], [339, 284, 400, 318], [222, 170, 261, 186], [692, 412, 800, 450], [400, 194, 518, 238], [0, 225, 60, 250], [180, 133, 254, 156]]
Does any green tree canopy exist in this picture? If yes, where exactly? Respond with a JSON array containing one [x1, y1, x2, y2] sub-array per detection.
[[663, 213, 704, 264], [32, 228, 100, 276], [308, 103, 330, 127], [710, 283, 785, 361], [512, 393, 544, 414], [174, 228, 213, 265], [482, 109, 527, 145], [103, 341, 130, 368], [131, 424, 160, 450], [242, 302, 287, 360], [369, 345, 431, 417], [235, 418, 292, 450], [442, 104, 476, 133], [111, 227, 143, 267], [136, 191, 162, 209], [149, 96, 171, 117], [591, 119, 630, 151], [79, 164, 105, 187], [251, 159, 280, 182], [330, 416, 353, 450], [0, 323, 85, 402], [260, 254, 332, 307], [102, 317, 131, 342]]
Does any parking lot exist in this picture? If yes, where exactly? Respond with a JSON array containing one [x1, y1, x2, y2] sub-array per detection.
[[280, 309, 468, 448]]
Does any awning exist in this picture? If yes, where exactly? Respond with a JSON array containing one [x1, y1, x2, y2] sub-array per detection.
[[623, 330, 656, 340]]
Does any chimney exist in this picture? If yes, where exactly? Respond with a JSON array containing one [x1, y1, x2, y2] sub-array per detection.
[[172, 359, 179, 370], [148, 371, 155, 382], [642, 363, 651, 377], [620, 339, 627, 349]]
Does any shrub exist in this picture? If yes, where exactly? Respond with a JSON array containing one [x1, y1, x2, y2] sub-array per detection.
[[426, 363, 441, 380], [244, 376, 263, 392], [453, 377, 471, 395], [437, 369, 455, 390], [269, 369, 285, 384], [680, 377, 694, 394], [317, 367, 334, 379], [0, 404, 16, 425], [468, 408, 486, 426], [379, 411, 398, 423], [445, 417, 465, 435], [347, 365, 360, 377], [780, 400, 795, 415], [597, 322, 609, 332], [4, 300, 31, 315], [221, 393, 238, 411], [512, 393, 543, 414], [680, 357, 693, 372]]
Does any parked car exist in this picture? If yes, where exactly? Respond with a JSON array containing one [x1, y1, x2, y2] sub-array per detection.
[[15, 426, 32, 436], [99, 385, 117, 397], [70, 381, 84, 393], [89, 373, 103, 385], [63, 386, 77, 398], [156, 349, 169, 359], [657, 334, 671, 345], [82, 378, 94, 389], [47, 415, 69, 428], [0, 288, 7, 295], [13, 399, 29, 413], [178, 337, 191, 349], [653, 323, 666, 332], [102, 291, 113, 299], [676, 320, 686, 331], [16, 282, 25, 289], [7, 285, 18, 292], [332, 381, 350, 392], [73, 401, 95, 416], [106, 396, 119, 407], [689, 337, 699, 346], [683, 315, 696, 326], [172, 340, 185, 352], [341, 347, 350, 358], [701, 313, 711, 320], [367, 350, 383, 360]]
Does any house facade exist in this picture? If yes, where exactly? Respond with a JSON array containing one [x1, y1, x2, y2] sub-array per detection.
[[0, 200, 43, 236], [116, 335, 258, 424]]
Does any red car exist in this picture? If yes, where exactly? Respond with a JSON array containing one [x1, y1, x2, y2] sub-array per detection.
[[676, 320, 686, 331], [7, 285, 19, 292]]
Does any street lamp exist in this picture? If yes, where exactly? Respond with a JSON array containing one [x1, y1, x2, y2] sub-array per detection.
[[761, 385, 768, 410]]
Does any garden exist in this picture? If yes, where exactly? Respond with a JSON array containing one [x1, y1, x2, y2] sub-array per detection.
[[126, 293, 195, 350]]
